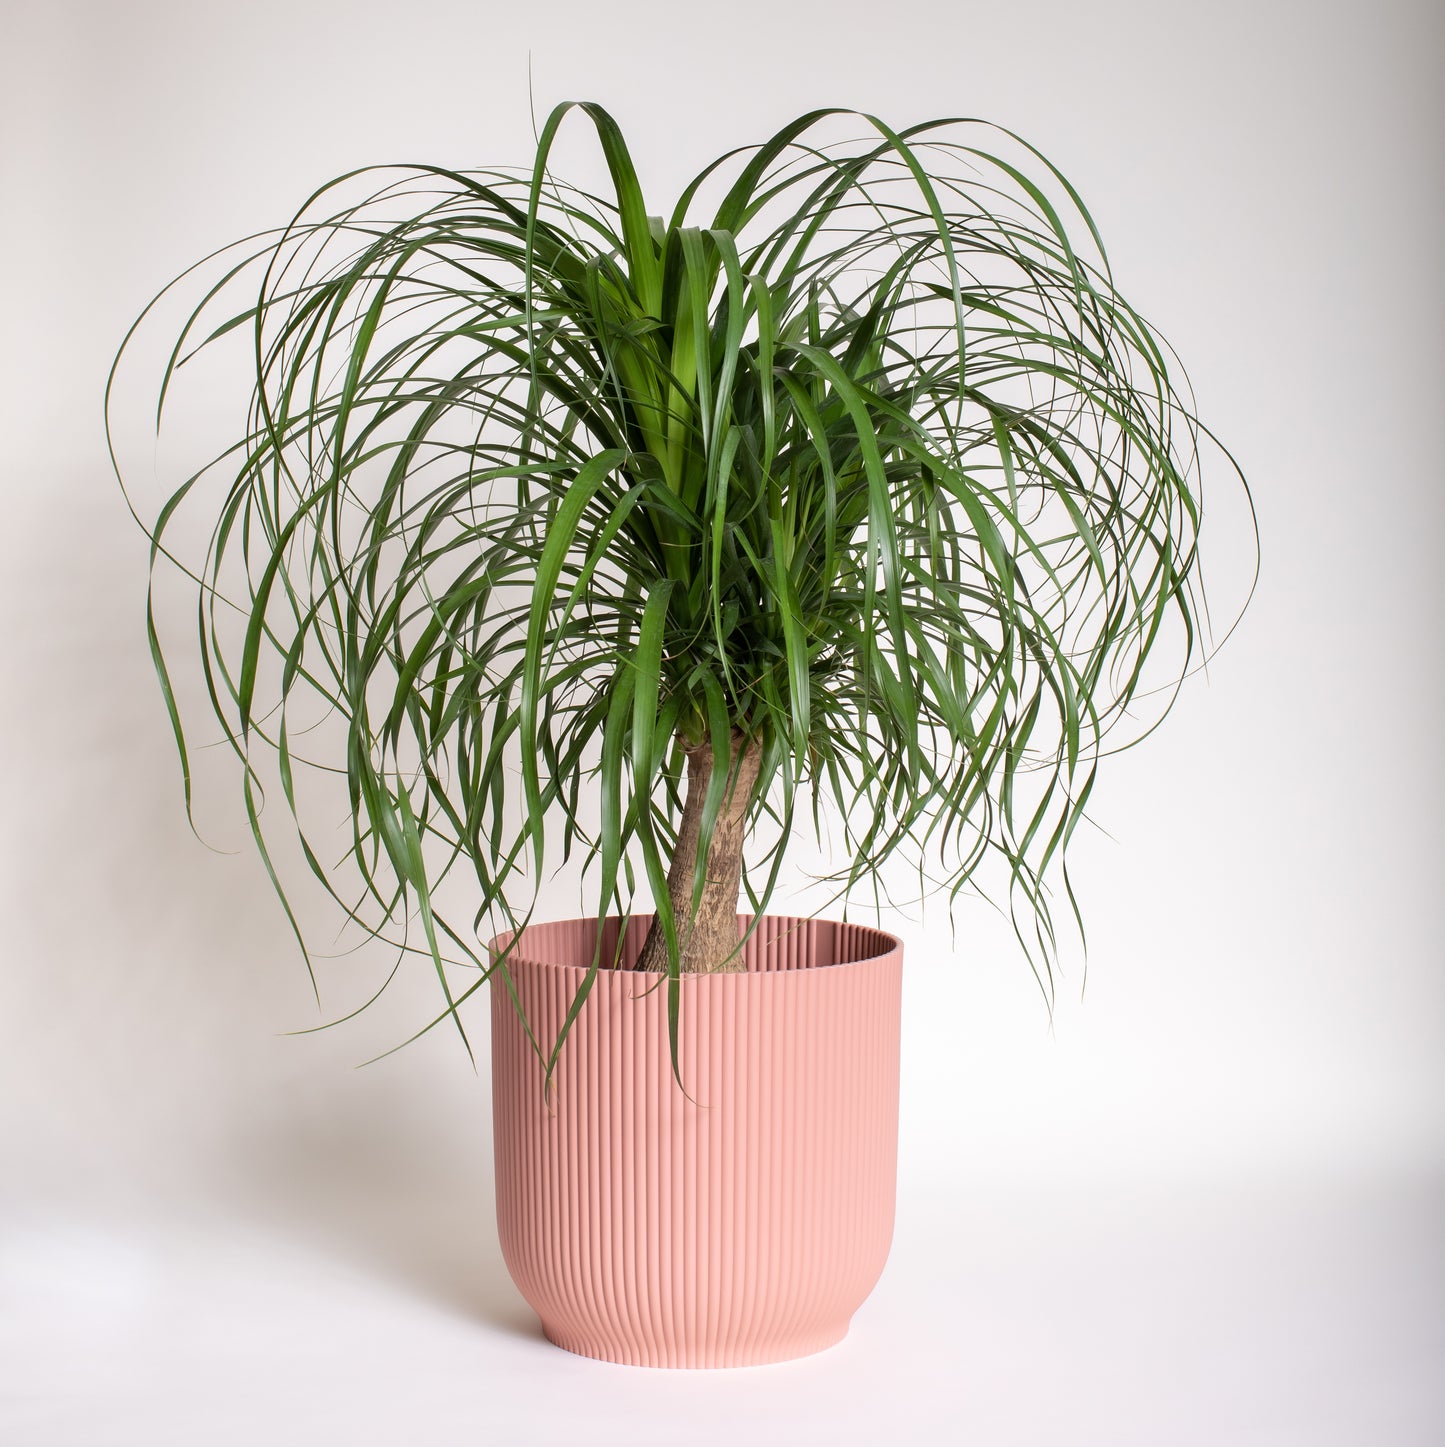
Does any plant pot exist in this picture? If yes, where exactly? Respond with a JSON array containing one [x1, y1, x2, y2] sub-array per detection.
[[487, 913, 903, 1368]]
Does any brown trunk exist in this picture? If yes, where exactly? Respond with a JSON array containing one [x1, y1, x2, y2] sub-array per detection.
[[635, 733, 761, 973]]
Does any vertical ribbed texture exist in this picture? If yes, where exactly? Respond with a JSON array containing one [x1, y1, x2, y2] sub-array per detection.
[[489, 915, 904, 1368]]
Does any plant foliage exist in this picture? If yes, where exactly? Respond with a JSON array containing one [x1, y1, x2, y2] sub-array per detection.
[[109, 103, 1253, 1079]]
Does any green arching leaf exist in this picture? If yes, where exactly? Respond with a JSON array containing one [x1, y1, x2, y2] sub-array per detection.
[[629, 580, 678, 930], [518, 448, 629, 864], [394, 780, 475, 1065]]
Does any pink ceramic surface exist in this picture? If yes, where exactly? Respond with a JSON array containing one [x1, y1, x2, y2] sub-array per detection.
[[488, 914, 904, 1368]]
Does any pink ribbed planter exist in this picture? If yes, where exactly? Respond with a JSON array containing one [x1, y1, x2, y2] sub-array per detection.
[[487, 913, 903, 1368]]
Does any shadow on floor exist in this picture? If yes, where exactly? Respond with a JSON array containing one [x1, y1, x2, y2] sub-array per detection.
[[220, 1083, 541, 1340]]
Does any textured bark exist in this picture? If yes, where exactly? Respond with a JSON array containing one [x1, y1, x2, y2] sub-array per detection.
[[636, 734, 761, 973]]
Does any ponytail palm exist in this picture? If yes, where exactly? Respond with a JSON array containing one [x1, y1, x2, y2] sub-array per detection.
[[109, 103, 1250, 1077]]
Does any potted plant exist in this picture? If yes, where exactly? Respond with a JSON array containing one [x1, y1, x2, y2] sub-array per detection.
[[109, 102, 1252, 1368]]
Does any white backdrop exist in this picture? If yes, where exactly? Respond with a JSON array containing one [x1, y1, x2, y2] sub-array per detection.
[[1, 1, 1441, 1442]]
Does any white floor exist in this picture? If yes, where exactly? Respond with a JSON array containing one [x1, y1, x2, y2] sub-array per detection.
[[4, 1168, 1439, 1446]]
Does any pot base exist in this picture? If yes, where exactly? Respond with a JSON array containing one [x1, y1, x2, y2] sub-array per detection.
[[541, 1319, 850, 1370]]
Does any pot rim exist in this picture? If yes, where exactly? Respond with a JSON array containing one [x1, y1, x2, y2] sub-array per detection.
[[486, 911, 903, 977]]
